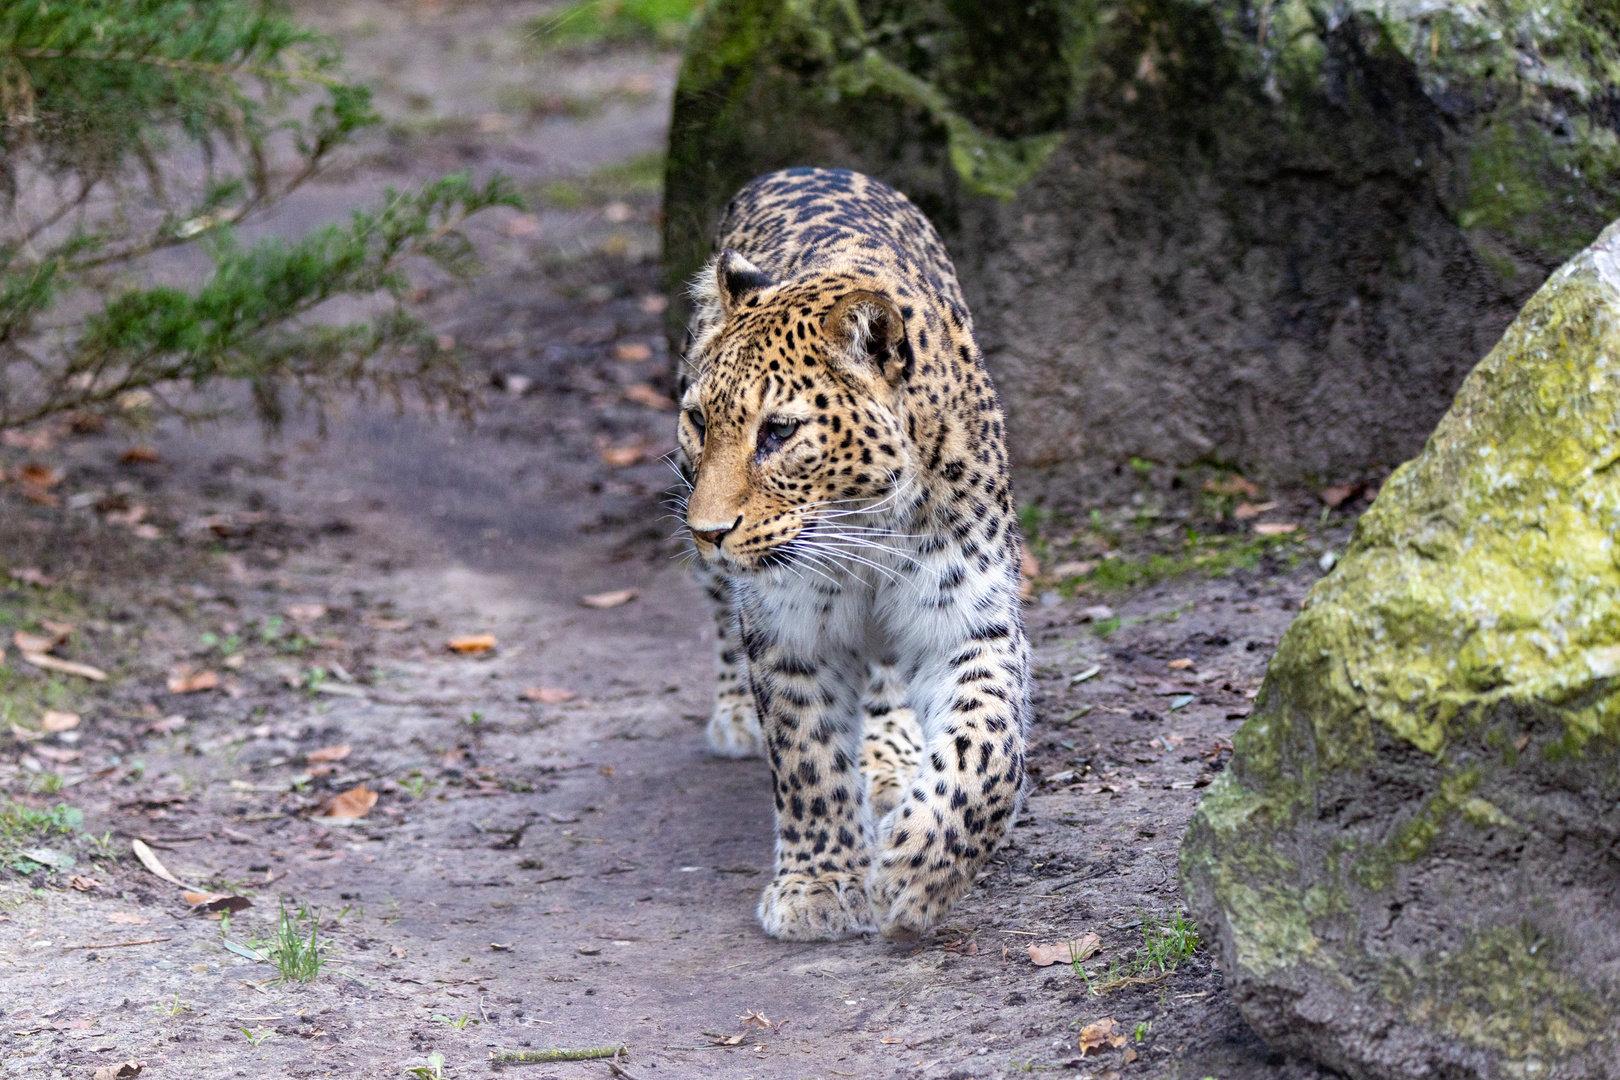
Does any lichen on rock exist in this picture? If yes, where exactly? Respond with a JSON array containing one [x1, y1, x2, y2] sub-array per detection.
[[1181, 221, 1620, 1080]]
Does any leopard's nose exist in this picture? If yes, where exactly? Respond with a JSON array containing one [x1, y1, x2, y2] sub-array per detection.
[[690, 516, 740, 547]]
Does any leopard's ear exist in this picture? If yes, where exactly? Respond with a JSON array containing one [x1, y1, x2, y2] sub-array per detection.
[[714, 250, 775, 317], [823, 290, 912, 387]]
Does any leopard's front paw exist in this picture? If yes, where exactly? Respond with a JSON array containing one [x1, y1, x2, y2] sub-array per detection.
[[866, 832, 974, 941], [756, 873, 876, 940], [705, 698, 763, 758]]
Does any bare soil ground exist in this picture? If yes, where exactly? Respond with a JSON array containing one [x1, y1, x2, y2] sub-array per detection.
[[2, 4, 1355, 1078]]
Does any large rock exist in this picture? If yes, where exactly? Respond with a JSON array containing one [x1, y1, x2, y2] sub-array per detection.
[[663, 0, 1620, 504], [1179, 222, 1620, 1080]]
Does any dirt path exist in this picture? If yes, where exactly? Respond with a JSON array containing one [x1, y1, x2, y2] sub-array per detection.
[[2, 5, 1352, 1079]]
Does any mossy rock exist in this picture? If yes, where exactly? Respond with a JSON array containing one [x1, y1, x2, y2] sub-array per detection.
[[1180, 222, 1620, 1080], [663, 0, 1620, 503]]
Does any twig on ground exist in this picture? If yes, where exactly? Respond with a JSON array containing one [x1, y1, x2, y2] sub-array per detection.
[[490, 1045, 627, 1067], [59, 937, 172, 950], [607, 1045, 644, 1080]]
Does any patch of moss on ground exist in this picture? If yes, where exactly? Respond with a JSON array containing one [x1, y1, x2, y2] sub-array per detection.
[[525, 0, 706, 51], [1050, 532, 1305, 595], [533, 151, 666, 210]]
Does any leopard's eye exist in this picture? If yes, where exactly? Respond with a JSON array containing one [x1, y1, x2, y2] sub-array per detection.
[[686, 409, 707, 434], [766, 419, 798, 441]]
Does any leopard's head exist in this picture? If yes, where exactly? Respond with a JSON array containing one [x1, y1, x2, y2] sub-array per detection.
[[678, 251, 916, 573]]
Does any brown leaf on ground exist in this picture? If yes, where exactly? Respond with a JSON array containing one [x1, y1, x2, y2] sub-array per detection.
[[1166, 658, 1194, 670], [709, 1032, 745, 1046], [120, 446, 161, 465], [623, 383, 675, 410], [1319, 483, 1363, 508], [1, 426, 58, 451], [1048, 560, 1096, 578], [1202, 475, 1259, 497], [40, 618, 73, 638], [141, 714, 187, 735], [10, 567, 55, 587], [1253, 522, 1299, 536], [167, 669, 219, 693], [598, 441, 645, 467], [447, 633, 497, 654], [1078, 1017, 1128, 1055], [42, 710, 79, 732], [613, 341, 653, 362], [18, 463, 63, 489], [521, 686, 576, 704], [22, 653, 106, 680], [306, 744, 352, 764], [68, 875, 101, 891], [92, 1063, 143, 1080], [324, 784, 378, 820], [740, 1010, 774, 1028], [1233, 500, 1277, 521], [284, 603, 327, 623], [1028, 933, 1101, 967], [131, 839, 195, 889], [580, 589, 635, 609], [363, 616, 411, 631], [10, 723, 43, 742], [33, 744, 80, 763], [13, 629, 62, 654], [183, 891, 253, 914], [104, 503, 147, 526], [107, 912, 151, 925]]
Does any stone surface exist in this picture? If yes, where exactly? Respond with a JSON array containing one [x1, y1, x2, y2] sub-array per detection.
[[662, 0, 1620, 505], [1180, 222, 1620, 1080]]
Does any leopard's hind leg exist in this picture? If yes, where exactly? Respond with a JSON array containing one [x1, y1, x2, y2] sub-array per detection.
[[697, 564, 762, 758], [860, 662, 922, 820]]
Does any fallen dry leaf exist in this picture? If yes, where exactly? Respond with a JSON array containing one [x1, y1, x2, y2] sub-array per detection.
[[9, 567, 55, 587], [1077, 604, 1115, 623], [362, 616, 410, 631], [184, 891, 253, 915], [18, 462, 62, 489], [42, 710, 79, 732], [623, 383, 675, 410], [1048, 560, 1097, 578], [33, 744, 80, 763], [92, 1063, 142, 1080], [1167, 658, 1194, 671], [580, 589, 635, 609], [107, 912, 151, 925], [490, 941, 514, 951], [740, 1010, 773, 1028], [324, 783, 378, 820], [1253, 522, 1299, 536], [1, 426, 58, 451], [141, 714, 186, 735], [598, 441, 645, 467], [22, 652, 106, 680], [284, 603, 327, 623], [40, 618, 73, 637], [10, 723, 43, 742], [306, 744, 352, 764], [1319, 483, 1362, 508], [1203, 474, 1259, 498], [1078, 1017, 1128, 1055], [1028, 933, 1102, 967], [13, 629, 61, 654], [613, 341, 653, 362], [521, 686, 576, 704], [167, 669, 219, 693], [1124, 1047, 1139, 1063], [68, 875, 101, 891], [446, 633, 497, 654], [120, 446, 161, 465], [1233, 500, 1278, 521], [131, 838, 197, 890]]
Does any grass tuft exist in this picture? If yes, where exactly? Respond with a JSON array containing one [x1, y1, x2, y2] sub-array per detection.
[[1075, 910, 1203, 994], [268, 901, 327, 983]]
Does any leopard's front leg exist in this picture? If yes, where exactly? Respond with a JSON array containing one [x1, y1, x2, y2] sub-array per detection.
[[742, 619, 875, 941], [868, 618, 1030, 940]]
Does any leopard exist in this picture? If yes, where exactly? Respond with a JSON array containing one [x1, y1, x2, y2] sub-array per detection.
[[675, 167, 1031, 942]]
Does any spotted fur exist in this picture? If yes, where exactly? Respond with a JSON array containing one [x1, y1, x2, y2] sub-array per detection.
[[676, 168, 1031, 941]]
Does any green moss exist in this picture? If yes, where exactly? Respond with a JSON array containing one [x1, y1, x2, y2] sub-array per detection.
[[1383, 926, 1607, 1057], [525, 0, 707, 50], [1182, 222, 1620, 1051], [534, 151, 667, 210]]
